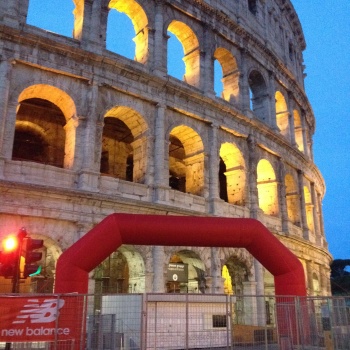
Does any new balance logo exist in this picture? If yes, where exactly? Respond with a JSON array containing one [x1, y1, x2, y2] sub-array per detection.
[[13, 299, 65, 324]]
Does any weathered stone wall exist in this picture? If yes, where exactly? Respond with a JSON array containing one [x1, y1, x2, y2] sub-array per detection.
[[0, 0, 331, 305]]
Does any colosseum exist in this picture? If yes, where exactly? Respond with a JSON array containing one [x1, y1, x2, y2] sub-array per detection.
[[0, 0, 331, 306]]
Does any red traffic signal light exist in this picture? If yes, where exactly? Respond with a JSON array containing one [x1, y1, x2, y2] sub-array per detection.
[[2, 236, 19, 253], [0, 235, 20, 278], [23, 237, 44, 278]]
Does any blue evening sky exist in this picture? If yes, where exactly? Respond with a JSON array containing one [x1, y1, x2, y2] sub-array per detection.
[[26, 1, 350, 259]]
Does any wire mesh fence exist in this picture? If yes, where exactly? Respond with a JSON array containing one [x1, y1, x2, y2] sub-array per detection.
[[0, 293, 349, 350]]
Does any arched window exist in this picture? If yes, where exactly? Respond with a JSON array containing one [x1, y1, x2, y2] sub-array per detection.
[[219, 143, 246, 205], [167, 21, 200, 87], [222, 257, 249, 296], [107, 0, 149, 64], [248, 70, 268, 122], [15, 84, 77, 169], [27, 0, 74, 37], [169, 125, 204, 196], [304, 186, 315, 233], [13, 99, 65, 167], [168, 250, 205, 293], [102, 106, 148, 183], [94, 247, 145, 295], [257, 159, 279, 216], [275, 91, 290, 138], [293, 110, 304, 152], [214, 48, 239, 102], [106, 9, 135, 60], [285, 174, 301, 226]]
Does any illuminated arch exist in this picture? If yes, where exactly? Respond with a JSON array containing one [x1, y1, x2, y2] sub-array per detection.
[[293, 110, 304, 152], [219, 142, 246, 205], [107, 0, 149, 63], [257, 159, 279, 216], [214, 48, 239, 102], [169, 125, 204, 196], [168, 20, 200, 87], [285, 174, 301, 225], [94, 246, 145, 294], [275, 91, 289, 138], [304, 186, 314, 232], [102, 106, 148, 183], [17, 85, 77, 168], [168, 250, 206, 293]]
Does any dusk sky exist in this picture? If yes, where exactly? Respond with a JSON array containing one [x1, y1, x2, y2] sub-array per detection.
[[27, 1, 350, 259]]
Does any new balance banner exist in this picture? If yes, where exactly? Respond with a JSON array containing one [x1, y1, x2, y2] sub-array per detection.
[[0, 295, 84, 343]]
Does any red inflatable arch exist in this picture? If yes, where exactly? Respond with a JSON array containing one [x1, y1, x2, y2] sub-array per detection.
[[54, 213, 306, 296]]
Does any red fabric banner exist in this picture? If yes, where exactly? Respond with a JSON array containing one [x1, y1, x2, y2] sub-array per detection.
[[0, 295, 83, 343]]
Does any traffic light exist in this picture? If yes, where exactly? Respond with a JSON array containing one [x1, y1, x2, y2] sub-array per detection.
[[23, 237, 43, 278], [0, 235, 20, 278]]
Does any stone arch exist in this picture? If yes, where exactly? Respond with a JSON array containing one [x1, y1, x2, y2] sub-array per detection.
[[102, 106, 148, 183], [168, 249, 206, 293], [257, 159, 279, 216], [15, 85, 77, 169], [222, 255, 250, 296], [214, 48, 239, 102], [285, 173, 301, 226], [304, 185, 315, 233], [94, 246, 145, 294], [219, 142, 246, 205], [275, 91, 289, 138], [168, 125, 204, 196], [293, 109, 304, 152], [167, 20, 200, 87], [248, 70, 269, 122], [108, 0, 149, 64]]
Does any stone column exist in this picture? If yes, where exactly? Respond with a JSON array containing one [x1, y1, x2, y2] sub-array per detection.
[[210, 247, 224, 293], [153, 246, 165, 292], [267, 71, 278, 130], [208, 123, 220, 214], [153, 103, 167, 201], [77, 83, 101, 191], [239, 49, 250, 113], [310, 183, 321, 243], [202, 24, 215, 97], [151, 1, 167, 76], [247, 135, 259, 219], [297, 170, 309, 239], [1, 0, 28, 28], [277, 158, 289, 233], [80, 0, 105, 53], [242, 281, 258, 325], [254, 260, 266, 326], [0, 60, 13, 163]]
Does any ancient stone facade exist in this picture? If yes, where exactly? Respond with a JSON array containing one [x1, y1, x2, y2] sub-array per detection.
[[0, 0, 331, 315]]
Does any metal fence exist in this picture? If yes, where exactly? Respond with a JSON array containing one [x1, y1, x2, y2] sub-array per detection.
[[0, 293, 349, 350]]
